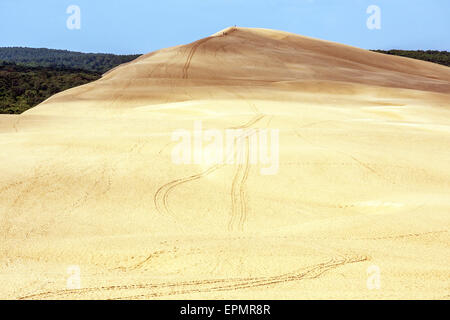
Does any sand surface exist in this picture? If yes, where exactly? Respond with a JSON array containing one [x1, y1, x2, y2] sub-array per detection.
[[1, 27, 449, 299]]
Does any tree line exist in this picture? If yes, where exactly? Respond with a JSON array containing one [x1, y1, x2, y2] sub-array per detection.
[[0, 47, 141, 73], [0, 61, 101, 114], [0, 47, 141, 114], [371, 50, 450, 67]]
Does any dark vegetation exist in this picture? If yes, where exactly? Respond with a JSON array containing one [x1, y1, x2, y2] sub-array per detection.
[[0, 47, 141, 73], [0, 47, 448, 114], [0, 62, 101, 114], [0, 48, 141, 114], [371, 50, 450, 67]]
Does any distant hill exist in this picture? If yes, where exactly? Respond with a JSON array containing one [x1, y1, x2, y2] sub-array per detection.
[[371, 50, 450, 67], [1, 46, 448, 115], [0, 47, 141, 73]]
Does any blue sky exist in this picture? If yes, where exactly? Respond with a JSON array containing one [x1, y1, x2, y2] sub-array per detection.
[[0, 0, 448, 54]]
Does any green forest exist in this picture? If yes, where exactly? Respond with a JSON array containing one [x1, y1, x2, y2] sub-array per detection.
[[0, 47, 448, 115], [0, 47, 140, 73], [0, 48, 141, 114], [0, 62, 101, 114], [372, 50, 450, 67]]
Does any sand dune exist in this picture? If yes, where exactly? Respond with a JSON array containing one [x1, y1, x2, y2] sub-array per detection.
[[1, 27, 449, 299]]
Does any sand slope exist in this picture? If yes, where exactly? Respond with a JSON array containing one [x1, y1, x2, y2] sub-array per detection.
[[1, 27, 449, 299]]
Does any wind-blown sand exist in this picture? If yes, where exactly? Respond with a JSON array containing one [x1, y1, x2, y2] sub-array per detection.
[[1, 27, 449, 299]]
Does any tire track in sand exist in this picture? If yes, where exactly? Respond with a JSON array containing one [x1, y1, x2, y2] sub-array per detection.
[[17, 254, 368, 299], [238, 137, 251, 231], [154, 115, 264, 225], [227, 113, 264, 231], [228, 136, 251, 232], [182, 37, 213, 79], [181, 26, 238, 79]]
